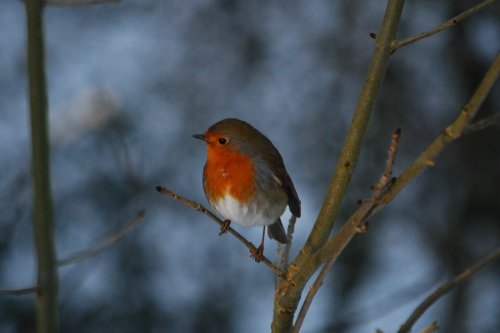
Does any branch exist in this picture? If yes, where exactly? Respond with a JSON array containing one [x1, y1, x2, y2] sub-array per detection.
[[418, 322, 439, 333], [398, 247, 500, 333], [372, 128, 401, 195], [23, 0, 121, 6], [284, 215, 297, 268], [392, 0, 498, 52], [379, 52, 499, 203], [292, 129, 401, 333], [306, 52, 500, 280], [57, 211, 145, 266], [463, 113, 500, 134], [25, 0, 59, 331], [276, 215, 297, 285], [0, 212, 145, 296], [289, 54, 500, 329], [0, 286, 39, 296], [292, 0, 406, 274], [155, 186, 285, 277], [272, 2, 407, 331]]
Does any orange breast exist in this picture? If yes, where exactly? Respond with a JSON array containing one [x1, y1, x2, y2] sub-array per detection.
[[203, 147, 255, 204]]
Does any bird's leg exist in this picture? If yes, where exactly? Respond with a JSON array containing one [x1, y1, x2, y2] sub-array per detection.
[[219, 219, 231, 235], [250, 226, 266, 262]]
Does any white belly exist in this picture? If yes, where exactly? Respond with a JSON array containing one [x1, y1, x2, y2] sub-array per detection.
[[212, 194, 277, 228]]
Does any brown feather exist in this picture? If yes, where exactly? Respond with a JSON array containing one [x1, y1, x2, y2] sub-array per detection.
[[208, 118, 301, 218], [268, 219, 288, 243]]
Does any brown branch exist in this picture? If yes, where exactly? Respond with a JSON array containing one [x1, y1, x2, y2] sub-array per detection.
[[19, 0, 120, 6], [398, 247, 500, 333], [392, 0, 498, 52], [463, 113, 500, 134], [155, 186, 285, 277], [291, 0, 406, 279], [276, 215, 297, 285], [378, 52, 499, 204], [57, 211, 145, 266], [0, 212, 145, 296], [290, 54, 500, 332], [303, 51, 499, 275], [418, 322, 439, 333], [272, 2, 407, 331], [0, 286, 39, 296], [292, 129, 401, 333], [284, 215, 297, 268], [25, 0, 59, 330], [372, 128, 401, 194], [292, 202, 375, 333], [45, 0, 119, 5]]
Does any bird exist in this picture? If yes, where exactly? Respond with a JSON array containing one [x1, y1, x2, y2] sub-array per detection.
[[193, 118, 301, 262]]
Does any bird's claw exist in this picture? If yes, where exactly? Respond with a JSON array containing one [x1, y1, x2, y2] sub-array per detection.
[[250, 244, 264, 263], [219, 219, 231, 235]]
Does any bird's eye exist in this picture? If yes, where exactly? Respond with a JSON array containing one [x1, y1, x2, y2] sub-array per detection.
[[218, 137, 228, 145]]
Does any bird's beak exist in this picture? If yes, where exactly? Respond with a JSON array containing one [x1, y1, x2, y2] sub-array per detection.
[[192, 133, 207, 142]]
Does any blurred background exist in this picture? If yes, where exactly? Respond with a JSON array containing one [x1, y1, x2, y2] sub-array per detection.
[[0, 0, 499, 332]]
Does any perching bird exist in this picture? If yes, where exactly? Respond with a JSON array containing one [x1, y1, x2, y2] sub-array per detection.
[[193, 118, 301, 261]]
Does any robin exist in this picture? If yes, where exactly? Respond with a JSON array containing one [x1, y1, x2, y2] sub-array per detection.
[[193, 118, 301, 262]]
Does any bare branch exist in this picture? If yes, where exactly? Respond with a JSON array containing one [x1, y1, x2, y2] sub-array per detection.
[[291, 54, 500, 331], [398, 247, 500, 333], [310, 52, 499, 270], [463, 113, 500, 134], [45, 0, 120, 6], [276, 215, 297, 285], [293, 129, 400, 333], [57, 211, 145, 267], [291, 0, 406, 278], [155, 186, 285, 277], [25, 0, 59, 330], [0, 286, 39, 296], [418, 322, 439, 333], [392, 0, 498, 52], [284, 215, 297, 268], [273, 2, 407, 330], [372, 128, 401, 195], [0, 212, 145, 297]]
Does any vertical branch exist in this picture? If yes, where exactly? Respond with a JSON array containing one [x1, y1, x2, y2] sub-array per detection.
[[293, 0, 406, 270], [25, 1, 59, 332], [398, 247, 500, 333], [272, 1, 406, 332]]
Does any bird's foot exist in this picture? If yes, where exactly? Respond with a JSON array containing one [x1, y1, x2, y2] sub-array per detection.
[[250, 244, 264, 263], [219, 219, 231, 235]]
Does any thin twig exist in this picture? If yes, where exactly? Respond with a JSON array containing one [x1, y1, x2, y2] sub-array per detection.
[[392, 0, 498, 52], [293, 130, 401, 333], [45, 0, 119, 5], [0, 212, 146, 297], [155, 186, 285, 277], [398, 247, 500, 333], [418, 321, 439, 333], [292, 196, 380, 332], [57, 211, 145, 266], [274, 2, 407, 330], [463, 113, 500, 134], [276, 243, 287, 283], [284, 215, 297, 268], [373, 128, 401, 195], [291, 0, 406, 276], [0, 286, 39, 296], [276, 215, 298, 285], [296, 54, 500, 325]]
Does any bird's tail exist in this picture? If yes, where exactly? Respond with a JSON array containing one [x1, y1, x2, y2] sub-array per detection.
[[268, 218, 288, 243]]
